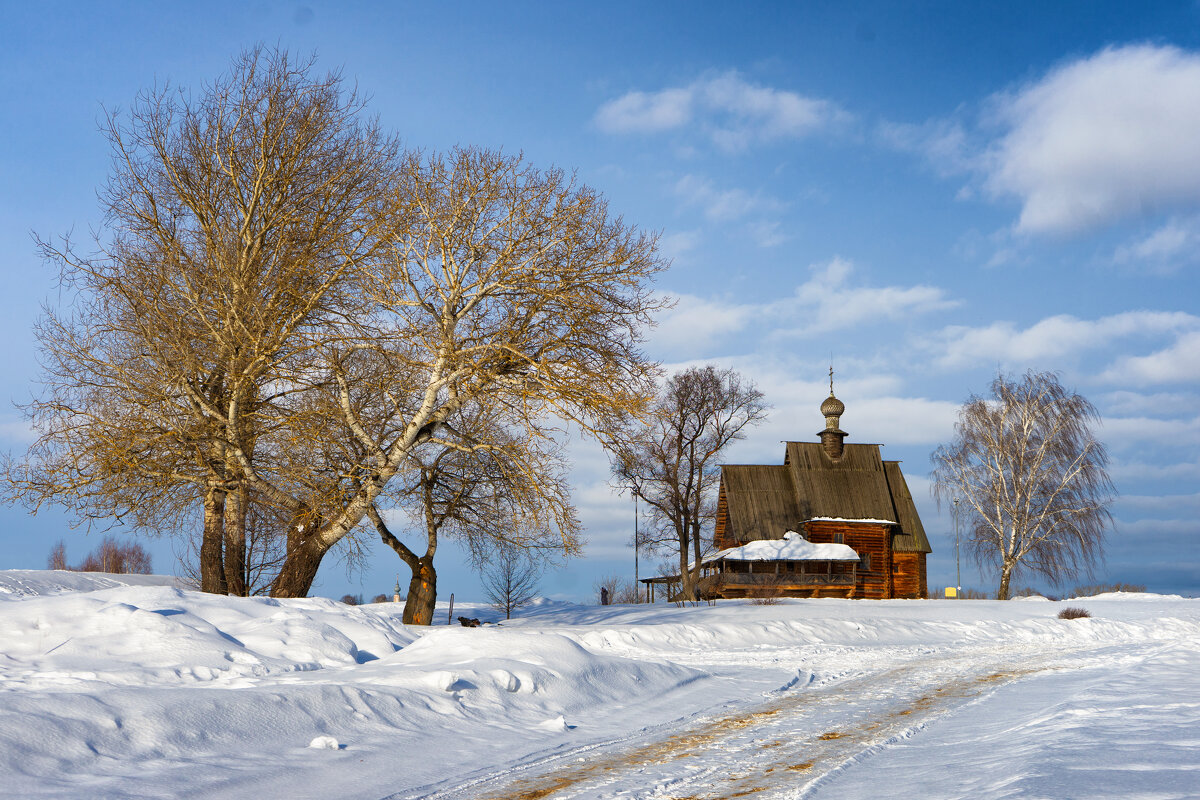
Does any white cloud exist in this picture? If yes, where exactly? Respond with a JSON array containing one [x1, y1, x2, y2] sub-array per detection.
[[1112, 216, 1200, 272], [658, 230, 701, 263], [878, 118, 975, 177], [651, 293, 755, 356], [651, 258, 956, 357], [1100, 414, 1200, 449], [984, 44, 1200, 235], [594, 88, 693, 133], [671, 175, 789, 248], [1101, 330, 1200, 384], [1117, 492, 1200, 512], [746, 219, 788, 248], [1102, 389, 1199, 418], [1108, 459, 1200, 483], [931, 311, 1200, 369], [673, 175, 781, 221], [777, 258, 957, 336], [595, 72, 847, 151]]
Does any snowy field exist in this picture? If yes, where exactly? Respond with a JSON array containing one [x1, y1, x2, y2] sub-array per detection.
[[1, 570, 1197, 799]]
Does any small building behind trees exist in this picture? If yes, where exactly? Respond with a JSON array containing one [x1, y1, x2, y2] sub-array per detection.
[[656, 383, 931, 601]]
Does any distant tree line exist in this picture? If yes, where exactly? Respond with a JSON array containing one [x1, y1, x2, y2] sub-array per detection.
[[48, 536, 152, 575]]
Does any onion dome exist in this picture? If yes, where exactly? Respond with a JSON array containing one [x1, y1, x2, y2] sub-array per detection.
[[820, 393, 845, 418]]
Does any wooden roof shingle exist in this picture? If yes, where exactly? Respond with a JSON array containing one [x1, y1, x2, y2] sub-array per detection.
[[717, 441, 932, 554]]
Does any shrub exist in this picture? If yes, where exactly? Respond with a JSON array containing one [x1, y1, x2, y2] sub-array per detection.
[[1058, 607, 1091, 620], [340, 594, 363, 606], [746, 574, 783, 605], [372, 593, 390, 604]]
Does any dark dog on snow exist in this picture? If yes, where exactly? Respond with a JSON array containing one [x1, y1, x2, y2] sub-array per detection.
[[457, 616, 481, 627]]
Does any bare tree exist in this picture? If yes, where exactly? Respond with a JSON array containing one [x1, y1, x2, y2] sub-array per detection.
[[931, 371, 1114, 600], [482, 547, 541, 620], [175, 490, 292, 595], [365, 406, 580, 624], [612, 366, 768, 601], [47, 541, 68, 571], [594, 574, 639, 605], [263, 147, 665, 598], [6, 47, 397, 595], [50, 536, 153, 574]]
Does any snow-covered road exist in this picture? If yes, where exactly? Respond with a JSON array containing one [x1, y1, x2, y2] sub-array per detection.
[[415, 637, 1191, 799], [1, 570, 1196, 800]]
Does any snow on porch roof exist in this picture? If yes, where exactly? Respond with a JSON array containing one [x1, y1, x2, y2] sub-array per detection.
[[806, 516, 895, 525], [703, 532, 859, 565]]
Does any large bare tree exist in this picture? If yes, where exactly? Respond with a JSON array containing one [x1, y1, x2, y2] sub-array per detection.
[[5, 48, 397, 594], [611, 366, 769, 600], [931, 371, 1114, 600], [255, 146, 666, 598]]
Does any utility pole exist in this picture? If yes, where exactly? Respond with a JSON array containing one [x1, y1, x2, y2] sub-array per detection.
[[634, 492, 640, 603], [953, 497, 961, 598]]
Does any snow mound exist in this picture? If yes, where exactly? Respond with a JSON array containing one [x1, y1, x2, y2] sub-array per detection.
[[0, 584, 418, 688], [0, 569, 181, 599], [308, 735, 340, 750]]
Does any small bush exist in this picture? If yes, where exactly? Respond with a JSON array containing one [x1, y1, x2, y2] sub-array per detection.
[[747, 575, 783, 605], [1058, 607, 1091, 620], [372, 593, 390, 604], [340, 594, 363, 606]]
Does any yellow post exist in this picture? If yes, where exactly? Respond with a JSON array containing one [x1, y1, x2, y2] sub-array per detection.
[[944, 586, 958, 598]]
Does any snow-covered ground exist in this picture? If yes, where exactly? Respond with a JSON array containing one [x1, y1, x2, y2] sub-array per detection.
[[1, 570, 1196, 799]]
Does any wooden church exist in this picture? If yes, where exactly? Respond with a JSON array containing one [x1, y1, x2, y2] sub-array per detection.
[[697, 381, 931, 600]]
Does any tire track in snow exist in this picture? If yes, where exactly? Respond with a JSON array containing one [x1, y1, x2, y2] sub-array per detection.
[[421, 644, 1074, 800]]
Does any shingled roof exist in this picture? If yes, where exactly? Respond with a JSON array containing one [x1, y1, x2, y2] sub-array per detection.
[[715, 441, 931, 554]]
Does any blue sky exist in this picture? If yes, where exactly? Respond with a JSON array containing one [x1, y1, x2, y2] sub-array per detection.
[[2, 1, 1198, 601]]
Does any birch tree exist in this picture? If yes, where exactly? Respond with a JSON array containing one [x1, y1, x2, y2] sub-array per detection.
[[931, 371, 1114, 600]]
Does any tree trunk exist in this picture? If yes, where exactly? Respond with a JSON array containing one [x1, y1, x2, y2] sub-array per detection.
[[997, 562, 1014, 600], [269, 524, 329, 598], [200, 488, 228, 594], [676, 530, 694, 602], [223, 484, 248, 596], [690, 520, 704, 600], [403, 556, 437, 625]]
